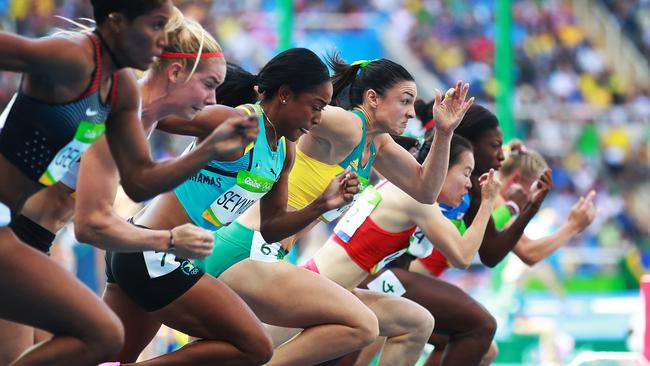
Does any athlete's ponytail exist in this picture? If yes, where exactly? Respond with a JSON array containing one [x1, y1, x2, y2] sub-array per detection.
[[151, 7, 225, 82], [328, 53, 414, 109], [215, 62, 259, 107], [417, 133, 473, 169]]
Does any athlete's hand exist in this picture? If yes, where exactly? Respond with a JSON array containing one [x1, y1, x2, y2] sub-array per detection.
[[205, 115, 259, 161], [479, 169, 502, 202], [320, 167, 360, 211], [169, 224, 214, 259], [567, 190, 597, 233], [432, 80, 474, 134], [527, 169, 553, 209], [505, 182, 527, 210]]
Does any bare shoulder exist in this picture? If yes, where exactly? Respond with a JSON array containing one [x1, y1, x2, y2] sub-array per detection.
[[314, 105, 363, 147], [34, 33, 95, 81]]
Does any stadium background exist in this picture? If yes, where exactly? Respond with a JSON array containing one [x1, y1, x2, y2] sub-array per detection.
[[1, 0, 650, 364]]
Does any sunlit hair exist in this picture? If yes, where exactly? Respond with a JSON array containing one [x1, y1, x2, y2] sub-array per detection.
[[501, 139, 548, 180], [150, 7, 224, 82]]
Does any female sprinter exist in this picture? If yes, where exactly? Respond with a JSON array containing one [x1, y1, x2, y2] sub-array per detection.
[[308, 132, 501, 366], [0, 8, 240, 364], [0, 1, 255, 364], [103, 48, 379, 366], [210, 70, 476, 365]]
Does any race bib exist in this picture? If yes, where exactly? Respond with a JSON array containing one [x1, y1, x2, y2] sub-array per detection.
[[202, 171, 274, 227], [143, 250, 178, 278], [407, 227, 434, 258], [370, 248, 408, 274], [320, 176, 370, 223], [38, 121, 105, 186], [249, 231, 287, 263], [333, 185, 381, 243], [366, 270, 406, 297]]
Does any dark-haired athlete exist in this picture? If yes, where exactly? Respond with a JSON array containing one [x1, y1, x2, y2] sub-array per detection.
[[0, 1, 256, 364]]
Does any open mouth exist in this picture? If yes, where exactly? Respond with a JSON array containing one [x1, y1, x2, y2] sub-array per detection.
[[300, 127, 310, 134]]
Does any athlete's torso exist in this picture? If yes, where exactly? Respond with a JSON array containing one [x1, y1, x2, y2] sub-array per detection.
[[0, 33, 116, 186], [174, 103, 287, 231]]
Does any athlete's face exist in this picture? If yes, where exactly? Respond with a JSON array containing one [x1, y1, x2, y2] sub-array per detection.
[[171, 59, 225, 120], [371, 80, 417, 135], [499, 170, 537, 197], [472, 127, 504, 175], [438, 151, 474, 206], [115, 0, 173, 70], [277, 81, 332, 142]]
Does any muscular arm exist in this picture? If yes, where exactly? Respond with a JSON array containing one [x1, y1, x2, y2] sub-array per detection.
[[466, 179, 540, 267], [0, 32, 89, 80], [512, 191, 596, 265], [258, 144, 326, 243], [155, 105, 239, 138], [512, 226, 579, 266], [105, 73, 255, 202], [374, 130, 452, 204], [410, 172, 499, 268], [74, 136, 171, 252], [259, 142, 359, 243]]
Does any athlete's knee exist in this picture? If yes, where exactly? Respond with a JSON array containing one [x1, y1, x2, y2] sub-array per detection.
[[412, 307, 435, 343], [241, 331, 274, 365], [472, 310, 497, 342], [83, 309, 125, 361], [350, 306, 380, 348]]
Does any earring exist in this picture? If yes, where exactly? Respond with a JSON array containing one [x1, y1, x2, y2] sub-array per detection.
[[281, 99, 287, 104]]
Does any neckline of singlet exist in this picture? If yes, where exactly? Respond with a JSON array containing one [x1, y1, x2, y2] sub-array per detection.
[[346, 109, 375, 172], [251, 103, 284, 155]]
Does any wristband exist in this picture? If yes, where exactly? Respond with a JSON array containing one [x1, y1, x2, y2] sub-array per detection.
[[492, 205, 512, 230], [505, 200, 520, 216], [168, 230, 176, 253]]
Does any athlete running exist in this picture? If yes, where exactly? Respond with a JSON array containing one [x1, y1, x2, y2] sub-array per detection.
[[0, 2, 255, 364]]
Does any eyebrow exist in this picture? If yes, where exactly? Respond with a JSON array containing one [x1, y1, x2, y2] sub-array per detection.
[[315, 98, 328, 105], [206, 76, 221, 84], [402, 91, 415, 98]]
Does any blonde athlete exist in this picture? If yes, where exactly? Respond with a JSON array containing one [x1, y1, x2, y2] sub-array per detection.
[[105, 48, 379, 366], [0, 1, 258, 365]]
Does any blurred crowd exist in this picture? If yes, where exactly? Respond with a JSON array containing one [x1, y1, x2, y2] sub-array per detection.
[[0, 0, 649, 295]]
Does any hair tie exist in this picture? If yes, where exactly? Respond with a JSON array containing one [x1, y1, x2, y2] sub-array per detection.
[[351, 59, 377, 68], [160, 51, 224, 59]]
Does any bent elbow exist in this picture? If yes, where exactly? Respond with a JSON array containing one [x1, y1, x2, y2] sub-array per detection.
[[120, 180, 151, 203], [478, 254, 500, 268], [75, 215, 103, 244], [414, 192, 436, 205], [450, 257, 472, 270]]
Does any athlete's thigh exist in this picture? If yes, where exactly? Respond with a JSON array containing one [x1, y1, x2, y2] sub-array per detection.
[[220, 260, 372, 328], [152, 274, 265, 344], [103, 283, 161, 361], [391, 268, 489, 335], [352, 288, 428, 336], [0, 228, 117, 339]]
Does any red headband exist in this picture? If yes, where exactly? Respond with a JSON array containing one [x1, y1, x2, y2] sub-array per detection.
[[160, 51, 224, 59]]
